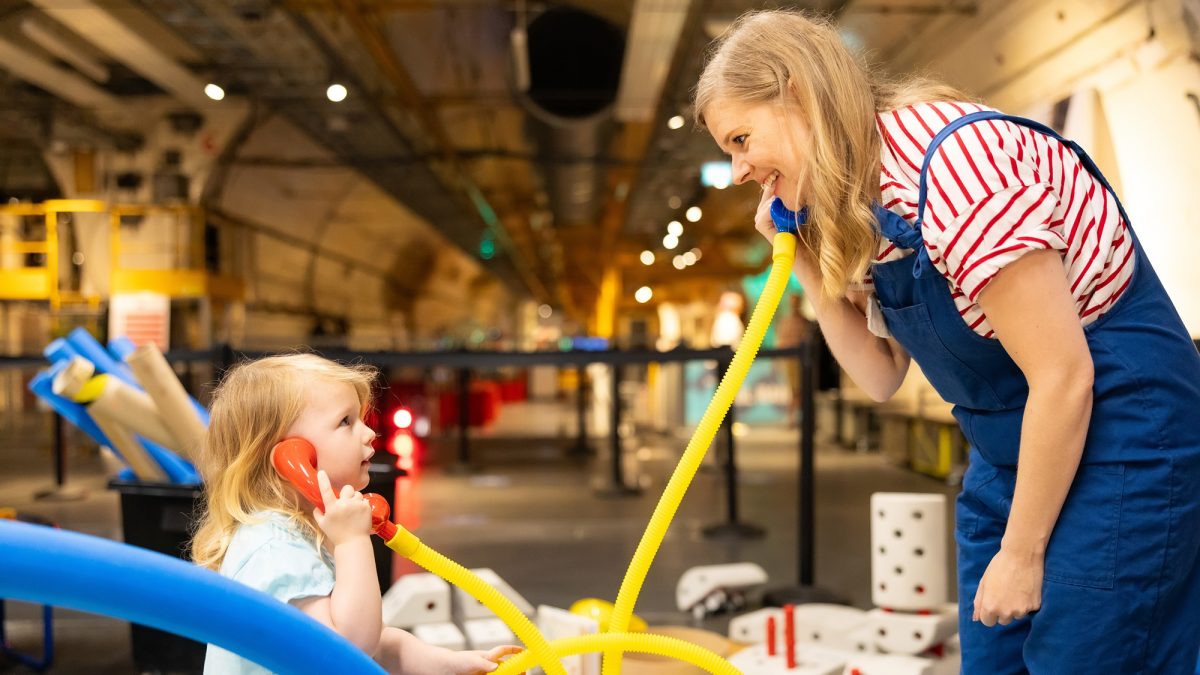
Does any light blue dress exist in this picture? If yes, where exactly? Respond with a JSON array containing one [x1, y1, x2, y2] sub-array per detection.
[[203, 511, 336, 675]]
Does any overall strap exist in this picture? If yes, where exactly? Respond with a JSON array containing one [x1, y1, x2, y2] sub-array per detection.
[[914, 110, 1134, 235]]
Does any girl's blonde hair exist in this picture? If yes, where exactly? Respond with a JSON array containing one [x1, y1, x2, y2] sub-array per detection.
[[695, 9, 971, 298], [191, 353, 377, 570]]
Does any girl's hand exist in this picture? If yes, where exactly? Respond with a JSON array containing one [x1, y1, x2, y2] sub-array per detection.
[[441, 645, 523, 675], [313, 469, 372, 547], [973, 546, 1043, 627]]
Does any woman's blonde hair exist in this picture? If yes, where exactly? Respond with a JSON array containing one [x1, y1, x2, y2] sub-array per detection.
[[191, 353, 377, 570], [695, 9, 971, 298]]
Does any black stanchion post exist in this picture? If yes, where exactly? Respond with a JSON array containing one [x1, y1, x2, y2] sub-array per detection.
[[34, 412, 84, 501], [596, 360, 639, 497], [763, 328, 843, 606], [447, 367, 474, 474], [570, 364, 592, 457], [703, 353, 764, 539]]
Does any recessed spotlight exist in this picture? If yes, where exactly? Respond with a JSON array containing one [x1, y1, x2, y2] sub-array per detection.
[[204, 83, 225, 101], [327, 83, 348, 102]]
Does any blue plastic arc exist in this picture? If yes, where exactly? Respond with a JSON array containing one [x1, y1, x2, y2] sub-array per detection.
[[0, 521, 385, 674]]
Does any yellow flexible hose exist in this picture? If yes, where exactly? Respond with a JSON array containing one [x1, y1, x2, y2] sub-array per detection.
[[385, 231, 797, 675], [492, 632, 740, 675], [383, 528, 568, 675], [602, 231, 797, 675]]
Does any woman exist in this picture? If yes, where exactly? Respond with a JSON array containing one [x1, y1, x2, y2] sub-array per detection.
[[695, 9, 1200, 673]]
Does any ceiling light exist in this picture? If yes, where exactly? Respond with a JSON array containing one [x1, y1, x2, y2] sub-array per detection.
[[663, 234, 679, 250], [672, 255, 686, 270], [667, 220, 683, 236], [326, 83, 348, 102], [640, 250, 655, 265], [685, 206, 702, 222], [668, 195, 682, 209], [204, 83, 224, 101], [691, 247, 702, 260], [667, 115, 685, 130], [682, 251, 696, 266], [635, 286, 653, 303], [538, 304, 552, 319]]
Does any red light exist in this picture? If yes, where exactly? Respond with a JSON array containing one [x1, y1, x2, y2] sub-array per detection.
[[392, 408, 413, 429], [389, 432, 414, 457]]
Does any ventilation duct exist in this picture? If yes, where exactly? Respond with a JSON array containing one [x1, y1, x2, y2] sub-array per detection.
[[519, 8, 624, 227]]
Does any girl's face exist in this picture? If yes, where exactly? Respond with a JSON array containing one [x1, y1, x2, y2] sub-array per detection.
[[284, 379, 376, 492], [704, 96, 812, 211]]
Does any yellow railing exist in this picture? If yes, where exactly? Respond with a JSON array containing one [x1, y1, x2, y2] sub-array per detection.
[[0, 200, 243, 305]]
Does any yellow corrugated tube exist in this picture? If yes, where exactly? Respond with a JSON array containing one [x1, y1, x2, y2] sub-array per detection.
[[385, 230, 797, 675], [602, 231, 797, 675], [383, 527, 569, 675], [493, 632, 740, 675]]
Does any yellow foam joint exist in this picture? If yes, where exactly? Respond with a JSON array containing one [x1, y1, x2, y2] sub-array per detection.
[[384, 230, 797, 675]]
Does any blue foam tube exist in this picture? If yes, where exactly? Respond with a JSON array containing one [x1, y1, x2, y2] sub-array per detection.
[[66, 328, 137, 385], [28, 366, 115, 455], [43, 338, 81, 365], [140, 439, 200, 485], [0, 521, 385, 674], [107, 335, 137, 361]]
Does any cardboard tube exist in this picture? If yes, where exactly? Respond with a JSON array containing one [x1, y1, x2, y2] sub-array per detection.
[[51, 356, 95, 399], [85, 375, 181, 451], [126, 344, 207, 461], [91, 410, 168, 482]]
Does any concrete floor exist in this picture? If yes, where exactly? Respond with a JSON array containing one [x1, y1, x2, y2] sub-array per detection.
[[0, 400, 958, 674]]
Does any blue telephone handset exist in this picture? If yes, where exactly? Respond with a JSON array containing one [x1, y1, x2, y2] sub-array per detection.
[[769, 198, 807, 235]]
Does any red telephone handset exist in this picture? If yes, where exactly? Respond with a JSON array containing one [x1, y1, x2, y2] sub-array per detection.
[[271, 437, 397, 540]]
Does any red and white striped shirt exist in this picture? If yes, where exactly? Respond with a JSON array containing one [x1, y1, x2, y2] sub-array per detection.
[[865, 101, 1134, 338]]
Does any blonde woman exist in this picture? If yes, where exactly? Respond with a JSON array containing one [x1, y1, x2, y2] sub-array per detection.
[[695, 9, 1200, 673], [192, 354, 519, 675]]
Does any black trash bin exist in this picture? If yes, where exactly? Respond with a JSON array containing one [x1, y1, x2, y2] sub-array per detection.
[[108, 479, 206, 675]]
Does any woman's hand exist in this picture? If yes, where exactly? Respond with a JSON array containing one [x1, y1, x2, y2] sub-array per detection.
[[753, 181, 779, 243], [973, 546, 1043, 627], [313, 469, 373, 548]]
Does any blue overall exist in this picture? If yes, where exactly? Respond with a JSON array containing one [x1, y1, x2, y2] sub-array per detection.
[[869, 111, 1200, 673]]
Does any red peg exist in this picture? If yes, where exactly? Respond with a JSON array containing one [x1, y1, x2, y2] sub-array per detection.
[[766, 615, 777, 656], [783, 604, 796, 669]]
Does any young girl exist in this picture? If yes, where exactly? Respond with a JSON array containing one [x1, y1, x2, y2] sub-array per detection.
[[192, 354, 520, 674]]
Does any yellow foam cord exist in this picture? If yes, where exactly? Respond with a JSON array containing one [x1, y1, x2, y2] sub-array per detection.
[[70, 373, 109, 403], [493, 632, 739, 675], [384, 231, 797, 675]]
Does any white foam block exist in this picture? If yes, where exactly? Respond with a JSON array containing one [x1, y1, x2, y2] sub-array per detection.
[[676, 562, 767, 612], [456, 568, 535, 620], [793, 604, 870, 651], [866, 609, 956, 655], [728, 643, 845, 675], [382, 572, 451, 628], [463, 617, 516, 651], [841, 652, 942, 675], [411, 622, 466, 651], [536, 605, 600, 675], [870, 493, 948, 610]]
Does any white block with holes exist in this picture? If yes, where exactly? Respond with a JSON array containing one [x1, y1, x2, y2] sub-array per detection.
[[866, 608, 956, 655], [537, 605, 600, 675], [793, 604, 869, 650], [728, 643, 846, 675], [463, 617, 516, 651], [870, 493, 947, 610], [455, 568, 535, 620], [841, 650, 960, 675], [382, 572, 452, 627], [411, 622, 467, 651], [729, 607, 782, 644], [675, 562, 768, 612]]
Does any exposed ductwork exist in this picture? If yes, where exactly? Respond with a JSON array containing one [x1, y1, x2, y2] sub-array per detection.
[[519, 7, 624, 228]]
